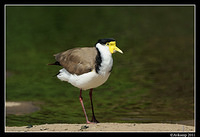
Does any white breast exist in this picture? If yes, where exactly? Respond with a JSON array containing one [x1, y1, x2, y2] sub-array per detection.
[[57, 68, 110, 90]]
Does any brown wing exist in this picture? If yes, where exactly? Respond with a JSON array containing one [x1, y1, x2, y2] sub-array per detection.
[[54, 47, 97, 75]]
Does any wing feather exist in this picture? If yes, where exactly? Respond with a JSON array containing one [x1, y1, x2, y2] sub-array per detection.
[[54, 47, 97, 75]]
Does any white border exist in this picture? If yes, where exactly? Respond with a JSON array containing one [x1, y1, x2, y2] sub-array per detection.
[[4, 4, 196, 133], [5, 4, 196, 7], [193, 4, 196, 131]]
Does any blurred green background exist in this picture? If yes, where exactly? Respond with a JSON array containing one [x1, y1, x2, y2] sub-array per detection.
[[6, 6, 194, 126]]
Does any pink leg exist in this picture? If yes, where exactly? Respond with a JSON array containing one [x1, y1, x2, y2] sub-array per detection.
[[79, 89, 90, 124], [89, 89, 99, 123]]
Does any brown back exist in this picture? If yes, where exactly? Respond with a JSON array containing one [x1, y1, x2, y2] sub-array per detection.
[[54, 47, 97, 75]]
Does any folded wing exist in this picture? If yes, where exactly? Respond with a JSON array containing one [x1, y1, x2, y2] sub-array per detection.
[[54, 47, 97, 75]]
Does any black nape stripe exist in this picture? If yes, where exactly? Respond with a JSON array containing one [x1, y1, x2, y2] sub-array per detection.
[[95, 47, 102, 74]]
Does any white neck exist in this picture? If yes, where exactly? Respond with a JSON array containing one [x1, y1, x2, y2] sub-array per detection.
[[96, 43, 113, 75]]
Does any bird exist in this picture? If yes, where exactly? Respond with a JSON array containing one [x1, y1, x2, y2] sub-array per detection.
[[48, 38, 123, 124]]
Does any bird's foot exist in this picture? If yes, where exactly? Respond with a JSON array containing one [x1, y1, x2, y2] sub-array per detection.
[[86, 121, 99, 124], [86, 117, 99, 124], [91, 116, 99, 123]]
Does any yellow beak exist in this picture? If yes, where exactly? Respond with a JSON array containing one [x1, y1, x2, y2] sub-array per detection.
[[114, 46, 123, 54]]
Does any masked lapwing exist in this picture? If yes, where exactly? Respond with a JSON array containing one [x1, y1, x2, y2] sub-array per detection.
[[48, 38, 123, 123]]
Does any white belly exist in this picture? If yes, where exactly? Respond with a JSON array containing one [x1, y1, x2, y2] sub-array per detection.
[[57, 68, 110, 90]]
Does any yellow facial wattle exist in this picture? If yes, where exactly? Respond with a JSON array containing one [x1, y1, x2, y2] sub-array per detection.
[[107, 41, 123, 54]]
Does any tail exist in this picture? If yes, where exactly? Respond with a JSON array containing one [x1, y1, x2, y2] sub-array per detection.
[[47, 61, 61, 66], [47, 61, 61, 77]]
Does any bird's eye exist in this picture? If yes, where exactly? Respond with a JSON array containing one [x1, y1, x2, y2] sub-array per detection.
[[106, 43, 109, 46]]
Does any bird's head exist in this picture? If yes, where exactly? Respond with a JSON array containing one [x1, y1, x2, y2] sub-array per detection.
[[96, 38, 123, 54]]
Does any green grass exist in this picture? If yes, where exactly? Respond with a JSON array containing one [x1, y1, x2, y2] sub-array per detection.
[[6, 6, 194, 126]]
